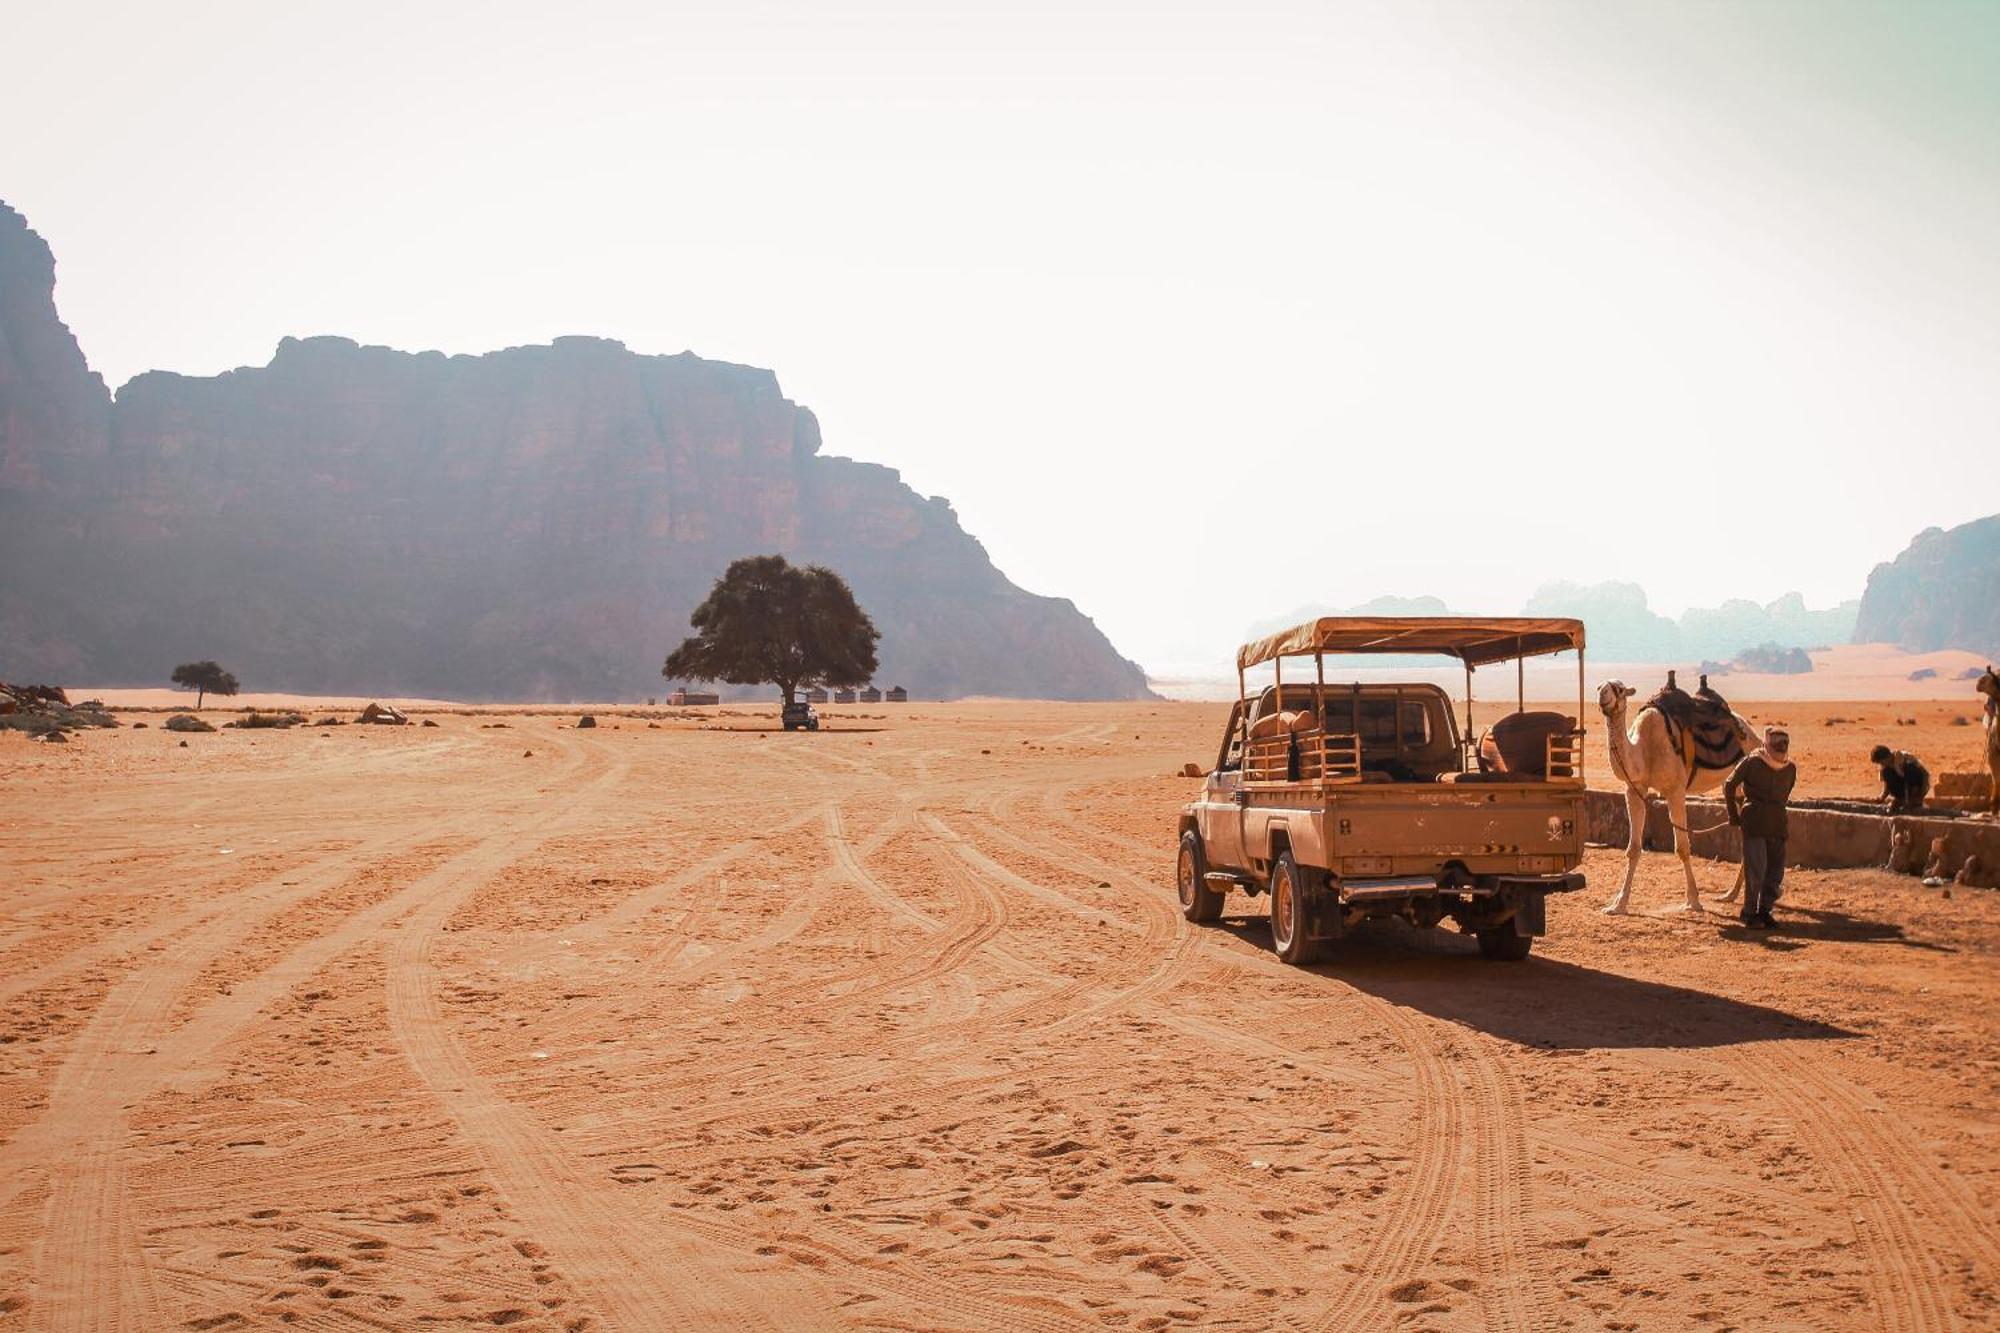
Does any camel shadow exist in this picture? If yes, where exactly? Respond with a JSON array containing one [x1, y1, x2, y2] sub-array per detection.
[[1211, 915, 1855, 1050]]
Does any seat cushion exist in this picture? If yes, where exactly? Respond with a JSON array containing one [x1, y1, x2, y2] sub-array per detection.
[[1489, 711, 1575, 777]]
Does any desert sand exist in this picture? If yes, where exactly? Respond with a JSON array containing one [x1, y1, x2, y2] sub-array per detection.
[[2, 699, 1995, 1331]]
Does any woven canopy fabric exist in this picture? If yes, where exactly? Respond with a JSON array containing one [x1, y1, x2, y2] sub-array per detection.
[[1236, 617, 1585, 671]]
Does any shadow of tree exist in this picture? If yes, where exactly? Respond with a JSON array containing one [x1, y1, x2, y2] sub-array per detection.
[[703, 725, 888, 734], [1210, 914, 1855, 1050]]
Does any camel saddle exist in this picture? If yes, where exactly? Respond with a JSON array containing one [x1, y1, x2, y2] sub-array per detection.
[[1642, 671, 1745, 777]]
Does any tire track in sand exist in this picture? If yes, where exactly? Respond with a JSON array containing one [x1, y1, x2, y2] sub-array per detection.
[[9, 735, 620, 1331], [489, 801, 828, 972], [499, 802, 837, 1049], [1305, 998, 1464, 1333], [585, 807, 1136, 1139], [916, 810, 1200, 1032], [385, 867, 828, 1332], [403, 784, 1088, 1332], [985, 783, 1553, 1330], [1460, 1025, 1552, 1331], [1743, 1043, 1975, 1333]]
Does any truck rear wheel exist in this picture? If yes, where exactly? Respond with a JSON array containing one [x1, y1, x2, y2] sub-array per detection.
[[1177, 831, 1224, 923], [1269, 851, 1324, 965], [1476, 927, 1533, 961]]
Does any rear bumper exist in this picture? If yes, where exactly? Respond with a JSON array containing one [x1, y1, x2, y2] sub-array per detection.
[[1339, 870, 1584, 902], [1494, 872, 1586, 895]]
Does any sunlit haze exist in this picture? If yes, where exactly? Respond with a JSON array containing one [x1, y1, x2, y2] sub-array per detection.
[[6, 1, 1995, 676]]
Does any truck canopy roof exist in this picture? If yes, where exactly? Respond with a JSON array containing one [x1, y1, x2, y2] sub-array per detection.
[[1237, 616, 1585, 672]]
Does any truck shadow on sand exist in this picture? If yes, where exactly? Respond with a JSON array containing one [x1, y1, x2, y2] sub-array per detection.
[[1212, 916, 1856, 1050]]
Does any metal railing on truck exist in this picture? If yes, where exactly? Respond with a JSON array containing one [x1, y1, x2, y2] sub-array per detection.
[[1244, 727, 1583, 786], [1243, 729, 1362, 784]]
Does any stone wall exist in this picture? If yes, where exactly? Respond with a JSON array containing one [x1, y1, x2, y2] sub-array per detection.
[[1583, 788, 1999, 886]]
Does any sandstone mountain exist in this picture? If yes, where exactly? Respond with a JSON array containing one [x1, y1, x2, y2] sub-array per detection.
[[1853, 514, 2000, 662], [0, 202, 1149, 701], [1522, 582, 1859, 663]]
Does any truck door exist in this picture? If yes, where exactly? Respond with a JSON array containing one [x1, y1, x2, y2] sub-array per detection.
[[1201, 703, 1248, 870]]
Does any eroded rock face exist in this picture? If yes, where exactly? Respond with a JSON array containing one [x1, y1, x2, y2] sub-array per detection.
[[0, 204, 1149, 701], [0, 203, 109, 498], [1854, 515, 2000, 661]]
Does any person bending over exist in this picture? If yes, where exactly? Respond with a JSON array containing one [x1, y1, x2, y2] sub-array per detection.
[[1870, 744, 1930, 813], [1725, 727, 1797, 930]]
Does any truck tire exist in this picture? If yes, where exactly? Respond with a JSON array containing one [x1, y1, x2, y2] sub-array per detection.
[[1177, 831, 1224, 923], [1476, 927, 1533, 961], [1268, 851, 1324, 965]]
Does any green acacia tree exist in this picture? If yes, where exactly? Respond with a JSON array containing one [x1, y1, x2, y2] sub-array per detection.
[[664, 555, 879, 704], [170, 660, 240, 709]]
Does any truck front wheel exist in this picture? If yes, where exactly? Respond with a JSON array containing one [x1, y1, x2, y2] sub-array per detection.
[[1177, 831, 1224, 923], [1269, 851, 1324, 965], [1476, 927, 1533, 961]]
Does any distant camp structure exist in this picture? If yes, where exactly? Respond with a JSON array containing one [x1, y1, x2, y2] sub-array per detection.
[[859, 686, 882, 703], [886, 685, 908, 703], [668, 688, 720, 706], [804, 686, 829, 703], [833, 688, 856, 704]]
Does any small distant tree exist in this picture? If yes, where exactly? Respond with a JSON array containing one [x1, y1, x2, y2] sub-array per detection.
[[170, 660, 240, 709], [664, 555, 879, 704]]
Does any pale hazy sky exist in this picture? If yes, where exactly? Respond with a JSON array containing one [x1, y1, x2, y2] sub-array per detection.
[[6, 1, 1996, 674]]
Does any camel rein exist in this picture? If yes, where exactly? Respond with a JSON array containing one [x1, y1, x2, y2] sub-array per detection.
[[1667, 811, 1736, 836]]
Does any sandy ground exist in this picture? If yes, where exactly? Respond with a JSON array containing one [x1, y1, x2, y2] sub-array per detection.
[[1, 701, 1995, 1331]]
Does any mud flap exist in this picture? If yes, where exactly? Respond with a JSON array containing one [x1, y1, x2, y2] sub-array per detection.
[[1512, 891, 1547, 937], [1305, 884, 1345, 941]]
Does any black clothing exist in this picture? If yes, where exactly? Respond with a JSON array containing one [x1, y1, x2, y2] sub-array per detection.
[[1879, 751, 1930, 812], [1742, 835, 1786, 921], [1724, 756, 1797, 840]]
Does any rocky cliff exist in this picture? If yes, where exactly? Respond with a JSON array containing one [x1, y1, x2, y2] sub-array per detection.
[[0, 204, 109, 501], [0, 204, 1149, 700], [1853, 514, 2000, 661]]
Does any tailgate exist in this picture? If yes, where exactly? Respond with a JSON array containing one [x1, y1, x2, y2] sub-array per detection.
[[1329, 786, 1584, 879]]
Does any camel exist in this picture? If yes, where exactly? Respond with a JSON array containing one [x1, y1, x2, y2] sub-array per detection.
[[1977, 666, 2000, 817], [1597, 678, 1761, 914]]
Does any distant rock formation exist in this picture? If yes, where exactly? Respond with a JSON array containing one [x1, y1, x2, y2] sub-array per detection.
[[1677, 591, 1856, 661], [1244, 583, 1861, 666], [0, 202, 1149, 701], [1522, 582, 1681, 661], [1522, 582, 1857, 663], [1854, 514, 2000, 660], [1702, 643, 1813, 676], [1244, 594, 1452, 641]]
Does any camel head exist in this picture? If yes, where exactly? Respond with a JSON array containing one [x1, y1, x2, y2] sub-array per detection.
[[1597, 680, 1636, 718], [1976, 665, 2000, 704]]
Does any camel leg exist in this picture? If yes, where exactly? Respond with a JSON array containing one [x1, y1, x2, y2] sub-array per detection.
[[1602, 785, 1646, 914], [1667, 787, 1702, 912], [1718, 861, 1744, 904]]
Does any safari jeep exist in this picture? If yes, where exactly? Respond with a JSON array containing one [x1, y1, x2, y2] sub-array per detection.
[[1177, 617, 1589, 962]]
